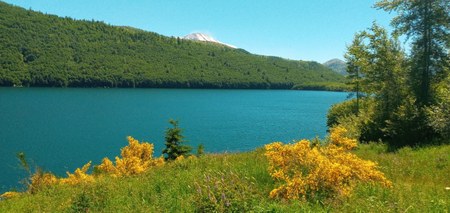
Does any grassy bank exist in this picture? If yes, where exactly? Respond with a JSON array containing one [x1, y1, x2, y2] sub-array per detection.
[[0, 143, 449, 212]]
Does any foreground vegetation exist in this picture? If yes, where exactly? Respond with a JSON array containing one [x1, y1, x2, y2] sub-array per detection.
[[330, 0, 449, 147], [0, 2, 345, 90], [0, 141, 448, 212]]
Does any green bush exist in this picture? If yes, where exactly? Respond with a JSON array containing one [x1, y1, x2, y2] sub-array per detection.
[[426, 103, 450, 138], [426, 77, 450, 139], [383, 96, 428, 147], [327, 99, 358, 128], [70, 192, 91, 213], [196, 144, 205, 157], [327, 98, 383, 142]]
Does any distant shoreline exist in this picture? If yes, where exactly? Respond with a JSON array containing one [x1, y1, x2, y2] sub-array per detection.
[[4, 83, 349, 92]]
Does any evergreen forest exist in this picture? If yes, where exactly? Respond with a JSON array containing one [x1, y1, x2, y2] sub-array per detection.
[[0, 2, 345, 90]]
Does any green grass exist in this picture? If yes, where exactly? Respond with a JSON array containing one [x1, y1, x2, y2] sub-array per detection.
[[1, 144, 449, 212]]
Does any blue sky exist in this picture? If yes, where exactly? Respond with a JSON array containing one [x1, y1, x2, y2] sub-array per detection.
[[3, 0, 395, 63]]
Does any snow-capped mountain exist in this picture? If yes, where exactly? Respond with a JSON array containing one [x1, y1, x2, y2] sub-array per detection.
[[183, 33, 236, 48]]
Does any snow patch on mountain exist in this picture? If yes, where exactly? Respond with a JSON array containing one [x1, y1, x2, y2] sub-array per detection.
[[183, 33, 236, 48]]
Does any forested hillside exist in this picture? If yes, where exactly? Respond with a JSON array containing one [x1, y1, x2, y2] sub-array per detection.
[[0, 2, 345, 89]]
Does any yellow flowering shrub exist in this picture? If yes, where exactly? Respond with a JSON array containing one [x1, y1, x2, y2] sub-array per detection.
[[329, 126, 357, 150], [265, 126, 392, 201], [6, 136, 166, 197], [0, 191, 21, 200], [28, 170, 59, 193], [97, 136, 165, 177], [187, 155, 197, 160], [175, 155, 185, 161], [60, 161, 95, 185], [174, 155, 197, 162]]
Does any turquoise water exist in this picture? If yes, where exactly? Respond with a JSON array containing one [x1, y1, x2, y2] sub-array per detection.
[[0, 88, 347, 192]]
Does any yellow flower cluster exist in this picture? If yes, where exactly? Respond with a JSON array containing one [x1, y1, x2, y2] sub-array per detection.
[[0, 191, 21, 199], [26, 162, 93, 193], [329, 126, 358, 150], [265, 126, 392, 201], [175, 155, 185, 161], [60, 161, 95, 185], [0, 136, 165, 199], [18, 170, 60, 194], [96, 136, 165, 177]]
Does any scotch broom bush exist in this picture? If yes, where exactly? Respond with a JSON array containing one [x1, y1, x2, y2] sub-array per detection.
[[96, 136, 165, 177], [1, 136, 164, 199], [0, 191, 21, 200], [265, 126, 392, 201], [28, 170, 58, 193], [60, 161, 95, 185]]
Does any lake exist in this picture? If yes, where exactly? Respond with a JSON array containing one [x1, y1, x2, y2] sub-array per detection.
[[0, 88, 347, 192]]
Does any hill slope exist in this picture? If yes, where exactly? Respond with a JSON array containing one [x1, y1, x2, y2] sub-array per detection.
[[0, 2, 345, 89], [323, 58, 347, 75]]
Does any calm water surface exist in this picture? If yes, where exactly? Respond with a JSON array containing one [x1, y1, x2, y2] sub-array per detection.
[[0, 88, 347, 192]]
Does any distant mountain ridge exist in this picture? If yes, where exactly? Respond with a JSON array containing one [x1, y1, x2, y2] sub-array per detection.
[[323, 59, 347, 75], [0, 2, 346, 90], [183, 33, 236, 48]]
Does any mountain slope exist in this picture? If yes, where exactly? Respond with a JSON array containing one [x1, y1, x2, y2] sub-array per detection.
[[323, 59, 347, 75], [0, 2, 345, 89]]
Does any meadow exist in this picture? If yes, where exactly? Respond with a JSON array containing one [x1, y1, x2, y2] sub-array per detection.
[[0, 141, 448, 212]]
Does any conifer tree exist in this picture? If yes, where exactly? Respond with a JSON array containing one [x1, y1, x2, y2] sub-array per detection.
[[162, 119, 192, 161]]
